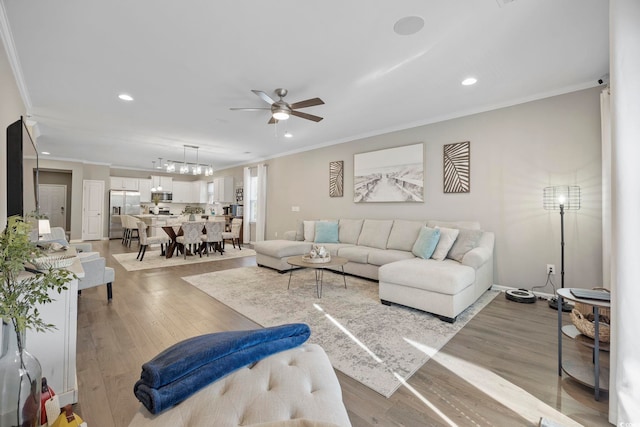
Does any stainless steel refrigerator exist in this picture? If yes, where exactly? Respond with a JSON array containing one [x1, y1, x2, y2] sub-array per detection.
[[109, 190, 141, 239]]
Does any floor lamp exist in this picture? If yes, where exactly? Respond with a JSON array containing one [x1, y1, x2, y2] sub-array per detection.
[[543, 185, 580, 311]]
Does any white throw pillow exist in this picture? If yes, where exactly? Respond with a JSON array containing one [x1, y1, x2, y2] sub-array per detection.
[[431, 226, 459, 261], [303, 221, 316, 242]]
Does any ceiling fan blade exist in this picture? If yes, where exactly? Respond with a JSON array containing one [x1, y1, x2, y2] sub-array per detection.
[[252, 90, 276, 105], [290, 97, 324, 109], [291, 110, 324, 122], [268, 117, 278, 124], [230, 107, 270, 111]]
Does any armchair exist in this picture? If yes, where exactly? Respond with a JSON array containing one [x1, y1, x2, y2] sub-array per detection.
[[78, 256, 115, 302]]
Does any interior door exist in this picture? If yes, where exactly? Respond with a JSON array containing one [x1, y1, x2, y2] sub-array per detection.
[[40, 184, 67, 229], [82, 180, 105, 240]]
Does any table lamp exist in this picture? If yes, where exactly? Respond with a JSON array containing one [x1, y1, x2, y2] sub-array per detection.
[[543, 185, 580, 311]]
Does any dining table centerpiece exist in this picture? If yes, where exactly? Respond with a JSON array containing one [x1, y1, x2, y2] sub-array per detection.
[[0, 216, 74, 427]]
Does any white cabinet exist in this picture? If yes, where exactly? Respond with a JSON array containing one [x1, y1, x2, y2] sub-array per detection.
[[24, 254, 83, 406], [150, 176, 173, 192], [138, 179, 152, 202], [196, 181, 209, 203], [110, 176, 139, 191], [212, 177, 234, 202], [159, 176, 173, 192], [172, 181, 194, 203]]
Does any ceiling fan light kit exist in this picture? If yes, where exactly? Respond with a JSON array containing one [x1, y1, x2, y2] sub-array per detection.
[[231, 88, 325, 124]]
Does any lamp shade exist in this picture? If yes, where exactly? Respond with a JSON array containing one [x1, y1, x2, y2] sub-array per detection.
[[543, 185, 581, 210], [38, 219, 51, 236]]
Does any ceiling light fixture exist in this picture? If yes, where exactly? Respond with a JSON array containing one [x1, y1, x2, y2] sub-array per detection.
[[284, 132, 293, 138], [164, 145, 209, 175], [42, 151, 50, 155], [393, 16, 425, 36], [118, 93, 134, 101], [461, 77, 477, 86], [272, 107, 290, 121]]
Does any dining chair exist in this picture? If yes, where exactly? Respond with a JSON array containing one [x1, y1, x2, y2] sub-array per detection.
[[136, 221, 170, 261], [202, 221, 224, 256], [222, 218, 243, 250], [176, 222, 204, 258], [121, 215, 139, 247]]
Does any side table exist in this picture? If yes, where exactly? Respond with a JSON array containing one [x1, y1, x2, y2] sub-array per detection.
[[557, 288, 610, 401]]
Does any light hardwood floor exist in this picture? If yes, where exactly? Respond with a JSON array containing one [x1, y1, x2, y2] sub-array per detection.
[[74, 240, 610, 427]]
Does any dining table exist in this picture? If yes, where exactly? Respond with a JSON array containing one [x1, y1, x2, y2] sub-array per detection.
[[160, 224, 183, 259], [158, 220, 224, 259]]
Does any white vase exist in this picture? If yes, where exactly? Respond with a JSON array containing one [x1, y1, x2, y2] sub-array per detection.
[[152, 205, 159, 215]]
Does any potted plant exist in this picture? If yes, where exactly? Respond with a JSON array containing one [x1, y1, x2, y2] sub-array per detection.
[[0, 216, 74, 427], [182, 206, 204, 221]]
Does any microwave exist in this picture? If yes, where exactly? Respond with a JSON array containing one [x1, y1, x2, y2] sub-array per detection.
[[152, 191, 172, 202]]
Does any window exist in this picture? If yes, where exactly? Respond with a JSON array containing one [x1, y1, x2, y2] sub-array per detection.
[[249, 175, 258, 222]]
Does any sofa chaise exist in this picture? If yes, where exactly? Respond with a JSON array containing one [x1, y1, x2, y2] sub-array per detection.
[[254, 219, 494, 322]]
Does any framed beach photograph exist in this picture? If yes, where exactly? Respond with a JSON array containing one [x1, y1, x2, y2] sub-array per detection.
[[353, 143, 424, 203]]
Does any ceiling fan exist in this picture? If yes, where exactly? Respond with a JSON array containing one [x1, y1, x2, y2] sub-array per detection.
[[230, 88, 324, 124]]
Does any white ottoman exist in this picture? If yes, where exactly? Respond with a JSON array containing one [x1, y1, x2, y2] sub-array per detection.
[[129, 344, 351, 427]]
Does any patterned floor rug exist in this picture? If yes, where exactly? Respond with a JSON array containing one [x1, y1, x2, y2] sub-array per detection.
[[112, 247, 256, 271], [183, 266, 498, 397]]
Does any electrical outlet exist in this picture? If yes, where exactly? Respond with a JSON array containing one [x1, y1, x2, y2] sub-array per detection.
[[546, 264, 555, 275]]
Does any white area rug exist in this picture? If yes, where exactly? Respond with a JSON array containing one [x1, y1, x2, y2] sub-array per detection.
[[112, 247, 256, 271], [183, 266, 498, 397]]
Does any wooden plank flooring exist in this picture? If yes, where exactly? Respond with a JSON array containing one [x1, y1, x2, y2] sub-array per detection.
[[74, 240, 611, 427]]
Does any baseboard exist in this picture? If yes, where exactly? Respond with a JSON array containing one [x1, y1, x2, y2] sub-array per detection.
[[491, 284, 554, 300]]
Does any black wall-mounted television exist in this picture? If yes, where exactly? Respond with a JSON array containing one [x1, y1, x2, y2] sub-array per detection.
[[6, 117, 38, 218]]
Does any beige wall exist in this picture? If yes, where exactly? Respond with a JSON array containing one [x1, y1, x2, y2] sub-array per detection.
[[219, 87, 603, 290], [0, 37, 26, 224]]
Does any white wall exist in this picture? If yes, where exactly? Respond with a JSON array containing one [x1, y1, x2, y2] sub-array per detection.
[[220, 87, 603, 290], [0, 35, 26, 224]]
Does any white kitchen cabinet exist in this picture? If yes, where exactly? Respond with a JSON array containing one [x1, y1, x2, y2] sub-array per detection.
[[172, 181, 194, 203], [110, 176, 139, 191], [150, 176, 173, 192], [195, 181, 209, 203], [138, 178, 152, 202], [212, 177, 234, 202]]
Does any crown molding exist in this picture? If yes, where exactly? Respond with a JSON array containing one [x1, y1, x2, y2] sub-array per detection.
[[0, 2, 32, 109]]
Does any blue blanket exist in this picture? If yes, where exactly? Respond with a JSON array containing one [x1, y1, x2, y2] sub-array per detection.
[[134, 323, 310, 414]]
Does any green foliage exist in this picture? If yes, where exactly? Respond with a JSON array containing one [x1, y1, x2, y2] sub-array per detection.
[[182, 206, 204, 214], [0, 216, 74, 347]]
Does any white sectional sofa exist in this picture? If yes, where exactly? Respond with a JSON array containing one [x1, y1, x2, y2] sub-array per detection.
[[254, 219, 494, 322]]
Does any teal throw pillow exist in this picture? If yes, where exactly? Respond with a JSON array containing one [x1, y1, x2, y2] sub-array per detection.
[[314, 221, 339, 243], [412, 226, 441, 259]]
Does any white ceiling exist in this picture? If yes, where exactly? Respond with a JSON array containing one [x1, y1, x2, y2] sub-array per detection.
[[1, 0, 609, 173]]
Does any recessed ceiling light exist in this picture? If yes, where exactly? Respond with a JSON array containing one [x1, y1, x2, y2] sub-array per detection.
[[393, 16, 425, 36], [461, 77, 477, 86], [41, 151, 50, 155], [118, 93, 134, 101], [284, 132, 293, 138]]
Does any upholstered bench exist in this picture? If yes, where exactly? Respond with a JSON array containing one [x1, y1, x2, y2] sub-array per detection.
[[128, 344, 352, 427]]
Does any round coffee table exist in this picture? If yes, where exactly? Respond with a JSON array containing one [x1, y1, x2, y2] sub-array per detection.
[[286, 255, 348, 298]]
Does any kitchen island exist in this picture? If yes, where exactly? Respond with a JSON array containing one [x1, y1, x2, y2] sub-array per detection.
[[134, 214, 180, 237]]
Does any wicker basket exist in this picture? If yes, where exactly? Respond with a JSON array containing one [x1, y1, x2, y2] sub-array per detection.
[[31, 254, 76, 270], [570, 288, 611, 343]]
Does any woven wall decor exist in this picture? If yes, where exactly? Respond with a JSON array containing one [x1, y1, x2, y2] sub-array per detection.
[[329, 160, 344, 197], [443, 141, 470, 193]]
